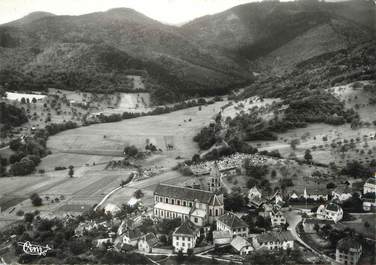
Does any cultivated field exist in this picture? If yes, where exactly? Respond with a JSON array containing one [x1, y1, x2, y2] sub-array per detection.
[[0, 101, 226, 221]]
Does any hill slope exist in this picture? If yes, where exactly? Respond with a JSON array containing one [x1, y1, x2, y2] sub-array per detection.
[[0, 8, 249, 103], [181, 0, 374, 73]]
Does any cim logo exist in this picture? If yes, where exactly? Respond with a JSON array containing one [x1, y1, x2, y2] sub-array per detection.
[[17, 241, 52, 256]]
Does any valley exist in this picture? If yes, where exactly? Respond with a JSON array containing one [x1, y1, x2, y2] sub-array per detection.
[[0, 1, 375, 264]]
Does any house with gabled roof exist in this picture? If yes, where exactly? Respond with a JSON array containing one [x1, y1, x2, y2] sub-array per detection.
[[153, 183, 224, 226], [252, 231, 294, 251], [172, 220, 200, 253], [316, 202, 343, 223], [231, 236, 254, 256], [270, 206, 286, 227], [138, 233, 160, 253], [216, 212, 248, 238], [363, 175, 376, 194]]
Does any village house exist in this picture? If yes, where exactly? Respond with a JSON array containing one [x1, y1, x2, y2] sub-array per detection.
[[316, 203, 343, 223], [153, 183, 224, 227], [213, 231, 232, 245], [75, 221, 99, 236], [270, 207, 286, 227], [336, 237, 362, 265], [138, 233, 159, 253], [230, 236, 254, 256], [216, 212, 248, 238], [362, 192, 376, 212], [252, 231, 294, 251], [172, 220, 200, 253], [95, 238, 113, 248], [104, 203, 121, 215], [332, 186, 353, 202], [121, 228, 142, 246], [303, 187, 329, 201], [248, 186, 264, 208], [363, 175, 376, 194]]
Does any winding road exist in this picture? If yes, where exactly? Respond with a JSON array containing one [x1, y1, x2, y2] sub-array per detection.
[[285, 210, 336, 264]]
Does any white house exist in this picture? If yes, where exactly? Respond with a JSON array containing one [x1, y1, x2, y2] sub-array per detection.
[[217, 212, 248, 238], [138, 233, 159, 253], [104, 203, 121, 215], [253, 231, 294, 251], [172, 220, 199, 253], [231, 236, 254, 256], [248, 186, 262, 200], [316, 203, 343, 223], [95, 238, 113, 248], [332, 187, 352, 202], [248, 186, 264, 207], [363, 176, 376, 194], [303, 188, 329, 201], [362, 193, 376, 212], [270, 207, 286, 227]]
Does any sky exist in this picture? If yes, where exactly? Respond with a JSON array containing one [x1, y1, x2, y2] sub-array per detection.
[[0, 0, 257, 25]]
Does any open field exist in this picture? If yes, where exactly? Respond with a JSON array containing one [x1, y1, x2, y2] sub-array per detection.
[[0, 101, 226, 221], [47, 101, 226, 169]]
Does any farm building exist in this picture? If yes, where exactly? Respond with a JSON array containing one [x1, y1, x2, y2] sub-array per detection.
[[252, 231, 294, 251], [230, 236, 254, 256]]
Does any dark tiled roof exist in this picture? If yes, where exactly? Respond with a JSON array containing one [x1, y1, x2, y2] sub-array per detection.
[[257, 231, 294, 244], [326, 203, 341, 212], [142, 233, 159, 247], [173, 220, 197, 236], [365, 177, 376, 185], [217, 212, 247, 229], [154, 184, 214, 203], [337, 237, 362, 252], [363, 192, 376, 200]]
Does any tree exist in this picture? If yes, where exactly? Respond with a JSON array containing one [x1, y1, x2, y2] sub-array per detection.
[[32, 98, 37, 104], [30, 193, 42, 206], [304, 149, 313, 163], [123, 145, 139, 157], [68, 165, 74, 178], [290, 139, 300, 150], [134, 189, 144, 199]]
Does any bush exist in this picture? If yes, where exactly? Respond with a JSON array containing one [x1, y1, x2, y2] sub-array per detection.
[[30, 193, 42, 206], [123, 145, 139, 157], [16, 210, 24, 216]]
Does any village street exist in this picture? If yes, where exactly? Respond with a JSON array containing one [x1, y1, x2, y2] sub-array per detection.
[[285, 210, 336, 264]]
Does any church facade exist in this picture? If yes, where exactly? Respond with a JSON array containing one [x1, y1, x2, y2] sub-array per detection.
[[153, 163, 224, 226]]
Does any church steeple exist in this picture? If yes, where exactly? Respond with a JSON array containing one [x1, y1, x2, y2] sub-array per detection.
[[207, 162, 222, 193]]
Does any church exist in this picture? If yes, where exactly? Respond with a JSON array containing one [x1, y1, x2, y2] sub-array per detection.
[[153, 163, 224, 226]]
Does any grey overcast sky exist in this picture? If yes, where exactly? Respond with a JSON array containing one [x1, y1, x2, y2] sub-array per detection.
[[0, 0, 259, 25]]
